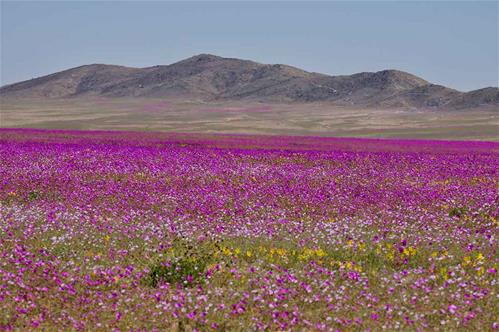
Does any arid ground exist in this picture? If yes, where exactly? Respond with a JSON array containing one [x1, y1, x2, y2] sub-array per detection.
[[1, 97, 497, 140]]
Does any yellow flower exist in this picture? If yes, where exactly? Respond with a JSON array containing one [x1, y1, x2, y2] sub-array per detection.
[[463, 256, 471, 265], [431, 251, 438, 258], [403, 246, 416, 257], [440, 267, 448, 280], [315, 249, 326, 257], [104, 235, 110, 242], [246, 250, 252, 258]]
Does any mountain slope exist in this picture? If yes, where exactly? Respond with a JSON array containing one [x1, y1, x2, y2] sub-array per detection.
[[0, 64, 145, 98], [1, 54, 497, 110]]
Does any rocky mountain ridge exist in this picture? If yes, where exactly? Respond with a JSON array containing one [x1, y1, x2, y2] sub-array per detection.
[[1, 54, 497, 110]]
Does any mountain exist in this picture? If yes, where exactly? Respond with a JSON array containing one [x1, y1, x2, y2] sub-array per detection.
[[1, 54, 497, 110]]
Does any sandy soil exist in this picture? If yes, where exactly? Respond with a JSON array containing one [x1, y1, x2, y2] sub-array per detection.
[[1, 97, 497, 140]]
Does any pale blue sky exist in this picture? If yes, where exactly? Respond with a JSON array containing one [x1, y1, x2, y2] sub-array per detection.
[[1, 1, 497, 91]]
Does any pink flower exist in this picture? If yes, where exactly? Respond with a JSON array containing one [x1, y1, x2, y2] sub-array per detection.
[[348, 271, 360, 281]]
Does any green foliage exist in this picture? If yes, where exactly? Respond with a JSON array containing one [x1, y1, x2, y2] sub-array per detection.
[[28, 191, 40, 201], [146, 259, 205, 288], [449, 206, 467, 218], [144, 238, 221, 288]]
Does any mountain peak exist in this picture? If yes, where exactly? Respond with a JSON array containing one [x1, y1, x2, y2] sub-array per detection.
[[373, 69, 428, 86], [184, 53, 224, 62]]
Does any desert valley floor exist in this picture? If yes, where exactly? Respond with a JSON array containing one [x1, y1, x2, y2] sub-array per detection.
[[1, 97, 497, 140]]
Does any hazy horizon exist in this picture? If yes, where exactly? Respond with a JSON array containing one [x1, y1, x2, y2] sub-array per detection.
[[1, 1, 498, 91]]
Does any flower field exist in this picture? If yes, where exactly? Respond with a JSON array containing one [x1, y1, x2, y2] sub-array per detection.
[[0, 128, 497, 331]]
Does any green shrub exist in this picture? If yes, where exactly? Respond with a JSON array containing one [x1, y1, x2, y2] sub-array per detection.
[[28, 191, 40, 201], [144, 238, 221, 288], [448, 206, 467, 218], [146, 257, 207, 288]]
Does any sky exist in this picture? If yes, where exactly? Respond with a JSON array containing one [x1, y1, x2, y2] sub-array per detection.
[[1, 1, 497, 91]]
